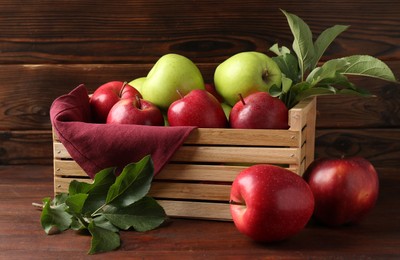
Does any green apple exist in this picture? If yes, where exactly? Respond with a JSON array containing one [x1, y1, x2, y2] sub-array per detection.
[[142, 54, 205, 110], [128, 77, 146, 95], [221, 103, 232, 120], [214, 51, 282, 106]]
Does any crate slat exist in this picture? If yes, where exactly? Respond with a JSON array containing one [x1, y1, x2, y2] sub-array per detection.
[[171, 146, 301, 164], [149, 182, 231, 201], [157, 200, 231, 221], [184, 128, 301, 147]]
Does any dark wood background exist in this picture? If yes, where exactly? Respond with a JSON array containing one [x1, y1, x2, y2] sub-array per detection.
[[0, 1, 399, 171]]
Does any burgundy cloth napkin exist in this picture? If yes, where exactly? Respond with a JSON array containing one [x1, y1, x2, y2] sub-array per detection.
[[50, 84, 196, 179]]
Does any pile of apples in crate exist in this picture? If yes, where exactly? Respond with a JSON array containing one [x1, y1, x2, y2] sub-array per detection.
[[90, 52, 288, 130], [71, 9, 397, 247]]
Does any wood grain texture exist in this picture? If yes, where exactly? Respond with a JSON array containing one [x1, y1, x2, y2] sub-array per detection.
[[1, 165, 399, 258], [0, 0, 399, 167], [0, 62, 398, 131], [0, 1, 399, 64]]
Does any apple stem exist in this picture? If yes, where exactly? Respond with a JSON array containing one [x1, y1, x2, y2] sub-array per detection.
[[238, 93, 246, 105], [135, 94, 142, 110], [262, 69, 269, 82], [119, 81, 128, 97], [176, 89, 184, 98]]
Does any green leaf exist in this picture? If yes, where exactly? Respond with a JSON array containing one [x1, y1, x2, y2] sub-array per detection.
[[295, 86, 337, 102], [281, 76, 293, 93], [281, 9, 315, 80], [92, 215, 119, 233], [106, 155, 154, 207], [272, 53, 300, 83], [103, 196, 167, 232], [65, 193, 88, 215], [311, 25, 349, 69], [82, 167, 117, 214], [88, 221, 120, 254], [268, 84, 282, 97], [69, 167, 116, 195], [269, 43, 291, 56], [307, 58, 349, 86], [41, 197, 72, 234], [337, 55, 398, 82]]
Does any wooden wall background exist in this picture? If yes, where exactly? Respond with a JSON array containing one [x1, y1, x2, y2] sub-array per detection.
[[0, 1, 399, 171]]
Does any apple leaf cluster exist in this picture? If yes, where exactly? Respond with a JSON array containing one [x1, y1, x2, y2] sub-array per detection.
[[40, 155, 166, 254], [269, 9, 399, 108]]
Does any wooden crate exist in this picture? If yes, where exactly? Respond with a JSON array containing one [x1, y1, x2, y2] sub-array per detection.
[[53, 97, 316, 221]]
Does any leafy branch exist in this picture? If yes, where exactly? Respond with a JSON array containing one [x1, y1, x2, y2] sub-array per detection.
[[270, 9, 399, 108], [38, 155, 167, 254]]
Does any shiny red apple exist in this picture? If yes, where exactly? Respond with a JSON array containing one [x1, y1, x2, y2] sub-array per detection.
[[90, 81, 141, 123], [167, 89, 228, 128], [230, 164, 314, 242], [229, 92, 288, 129], [106, 95, 164, 126], [303, 157, 379, 227]]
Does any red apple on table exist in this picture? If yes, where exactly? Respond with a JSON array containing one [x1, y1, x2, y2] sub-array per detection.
[[303, 157, 379, 227], [167, 89, 228, 128], [90, 81, 141, 123], [106, 95, 164, 126], [229, 92, 288, 129], [230, 164, 314, 242]]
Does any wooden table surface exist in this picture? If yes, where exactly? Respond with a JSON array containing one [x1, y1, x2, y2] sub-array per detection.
[[1, 165, 399, 259]]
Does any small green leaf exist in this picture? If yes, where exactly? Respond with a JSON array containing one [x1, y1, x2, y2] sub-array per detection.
[[106, 155, 154, 207], [281, 76, 293, 93], [269, 43, 291, 56], [337, 55, 398, 82], [307, 58, 349, 86], [295, 86, 337, 102], [88, 221, 120, 254], [41, 197, 72, 234], [311, 25, 349, 69], [268, 84, 282, 97], [272, 53, 300, 83], [281, 9, 315, 80], [69, 167, 116, 195], [65, 193, 88, 215], [82, 167, 117, 214], [93, 215, 119, 233], [103, 196, 166, 232]]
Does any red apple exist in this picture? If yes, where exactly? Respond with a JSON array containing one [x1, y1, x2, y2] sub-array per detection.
[[167, 89, 228, 128], [230, 164, 314, 242], [90, 81, 141, 123], [106, 95, 164, 126], [229, 92, 288, 129], [303, 157, 379, 227]]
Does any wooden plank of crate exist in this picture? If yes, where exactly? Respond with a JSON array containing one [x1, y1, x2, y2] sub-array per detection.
[[54, 176, 92, 193], [54, 159, 300, 181], [184, 128, 301, 147], [289, 97, 316, 131], [157, 164, 244, 181], [54, 159, 88, 177], [304, 98, 317, 169], [157, 200, 231, 221], [149, 182, 231, 201], [55, 176, 231, 201], [54, 143, 302, 164], [171, 146, 301, 164], [53, 129, 301, 147]]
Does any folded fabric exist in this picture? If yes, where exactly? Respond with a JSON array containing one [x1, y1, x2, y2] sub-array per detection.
[[50, 84, 196, 179]]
